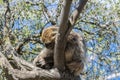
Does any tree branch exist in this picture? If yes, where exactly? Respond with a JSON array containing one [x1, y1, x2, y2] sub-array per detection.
[[0, 51, 61, 80], [69, 0, 88, 26], [55, 0, 63, 22], [42, 0, 56, 25], [54, 0, 72, 70], [15, 34, 42, 55], [54, 0, 88, 71]]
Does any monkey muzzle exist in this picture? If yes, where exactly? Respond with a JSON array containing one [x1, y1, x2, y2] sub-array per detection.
[[44, 42, 55, 49]]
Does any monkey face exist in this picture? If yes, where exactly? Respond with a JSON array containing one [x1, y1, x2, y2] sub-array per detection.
[[41, 26, 58, 46], [44, 42, 55, 49]]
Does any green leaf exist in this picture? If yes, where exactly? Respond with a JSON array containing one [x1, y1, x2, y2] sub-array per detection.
[[0, 0, 3, 4], [98, 37, 103, 42]]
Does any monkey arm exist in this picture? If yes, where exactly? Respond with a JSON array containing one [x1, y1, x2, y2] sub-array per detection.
[[33, 48, 54, 69]]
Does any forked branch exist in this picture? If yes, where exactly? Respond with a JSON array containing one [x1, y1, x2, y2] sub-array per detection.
[[54, 0, 88, 71]]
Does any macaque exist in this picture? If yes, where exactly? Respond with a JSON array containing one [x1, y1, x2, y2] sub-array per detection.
[[33, 26, 86, 76]]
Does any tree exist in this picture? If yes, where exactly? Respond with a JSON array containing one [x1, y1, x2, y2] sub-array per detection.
[[0, 0, 88, 80], [0, 0, 120, 80]]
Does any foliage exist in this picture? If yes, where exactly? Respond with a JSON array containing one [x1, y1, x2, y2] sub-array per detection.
[[0, 0, 120, 80]]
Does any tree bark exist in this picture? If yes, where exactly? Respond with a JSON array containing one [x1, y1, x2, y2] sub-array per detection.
[[54, 0, 72, 71]]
